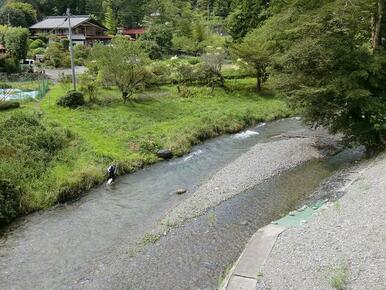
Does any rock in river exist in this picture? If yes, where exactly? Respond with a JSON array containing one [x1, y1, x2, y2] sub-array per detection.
[[175, 189, 187, 195], [156, 149, 173, 159]]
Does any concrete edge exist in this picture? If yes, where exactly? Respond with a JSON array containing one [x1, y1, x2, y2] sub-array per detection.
[[221, 224, 286, 290], [220, 154, 380, 290]]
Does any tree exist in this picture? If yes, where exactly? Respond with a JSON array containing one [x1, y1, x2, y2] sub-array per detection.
[[0, 25, 29, 60], [372, 0, 384, 50], [257, 0, 385, 150], [0, 2, 37, 27], [90, 36, 150, 103], [103, 0, 116, 34], [44, 41, 70, 68], [140, 23, 173, 59], [201, 46, 225, 92], [226, 0, 269, 40], [230, 28, 272, 91]]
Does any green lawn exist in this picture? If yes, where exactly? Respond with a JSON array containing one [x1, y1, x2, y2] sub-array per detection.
[[0, 78, 291, 212]]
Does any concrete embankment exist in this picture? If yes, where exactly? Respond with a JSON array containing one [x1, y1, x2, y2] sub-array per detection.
[[225, 152, 386, 290]]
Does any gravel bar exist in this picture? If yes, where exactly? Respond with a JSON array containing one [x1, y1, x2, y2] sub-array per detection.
[[163, 137, 324, 226], [259, 152, 386, 290]]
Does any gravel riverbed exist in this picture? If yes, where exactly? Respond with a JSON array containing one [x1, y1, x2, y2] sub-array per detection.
[[259, 152, 386, 290], [163, 137, 325, 226]]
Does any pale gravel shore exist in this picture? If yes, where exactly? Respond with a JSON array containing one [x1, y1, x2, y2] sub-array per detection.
[[259, 152, 386, 290], [163, 137, 324, 226]]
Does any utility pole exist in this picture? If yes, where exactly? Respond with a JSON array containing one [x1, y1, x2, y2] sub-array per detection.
[[67, 8, 77, 91]]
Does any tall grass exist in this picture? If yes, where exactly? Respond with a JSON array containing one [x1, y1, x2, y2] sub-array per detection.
[[0, 79, 291, 218]]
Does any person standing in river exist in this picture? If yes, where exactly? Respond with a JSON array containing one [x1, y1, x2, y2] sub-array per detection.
[[107, 164, 118, 185]]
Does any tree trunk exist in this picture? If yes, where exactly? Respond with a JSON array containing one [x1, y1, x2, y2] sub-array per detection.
[[122, 92, 129, 104], [256, 73, 262, 92], [372, 0, 384, 50], [380, 132, 386, 145]]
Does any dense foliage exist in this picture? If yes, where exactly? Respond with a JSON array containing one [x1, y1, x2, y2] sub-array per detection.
[[90, 36, 150, 103], [0, 179, 21, 226], [0, 25, 29, 59], [258, 0, 385, 150], [0, 113, 72, 212], [0, 1, 37, 27]]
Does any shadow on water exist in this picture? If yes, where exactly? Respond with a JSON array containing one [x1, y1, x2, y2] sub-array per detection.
[[0, 119, 363, 289]]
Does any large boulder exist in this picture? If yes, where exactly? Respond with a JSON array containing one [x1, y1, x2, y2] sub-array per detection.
[[156, 149, 173, 160]]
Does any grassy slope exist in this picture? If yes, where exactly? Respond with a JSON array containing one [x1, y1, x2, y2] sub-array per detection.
[[1, 78, 291, 212]]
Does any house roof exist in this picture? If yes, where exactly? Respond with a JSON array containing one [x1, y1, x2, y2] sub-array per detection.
[[120, 28, 146, 35], [30, 15, 107, 30]]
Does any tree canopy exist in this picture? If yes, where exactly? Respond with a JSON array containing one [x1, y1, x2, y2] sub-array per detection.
[[248, 0, 386, 150]]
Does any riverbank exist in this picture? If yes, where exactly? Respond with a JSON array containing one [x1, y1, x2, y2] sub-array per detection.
[[0, 119, 363, 289], [162, 133, 334, 227], [225, 152, 386, 290], [0, 79, 291, 221]]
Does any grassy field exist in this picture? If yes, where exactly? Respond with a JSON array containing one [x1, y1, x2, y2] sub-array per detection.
[[0, 78, 291, 214]]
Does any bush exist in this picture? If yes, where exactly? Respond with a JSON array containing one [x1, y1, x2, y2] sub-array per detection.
[[187, 57, 200, 65], [57, 90, 85, 108], [0, 101, 20, 111], [74, 44, 90, 65], [44, 41, 70, 68], [29, 39, 45, 50], [0, 113, 72, 216], [0, 179, 21, 226], [147, 61, 171, 86], [79, 73, 98, 103], [1, 57, 20, 73]]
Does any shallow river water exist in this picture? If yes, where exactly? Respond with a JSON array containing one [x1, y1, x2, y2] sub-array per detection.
[[0, 119, 362, 289]]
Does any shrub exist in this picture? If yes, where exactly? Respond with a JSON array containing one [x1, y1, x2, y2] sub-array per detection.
[[0, 113, 72, 217], [1, 57, 20, 73], [29, 39, 45, 50], [187, 57, 200, 65], [57, 91, 85, 108], [44, 41, 70, 68], [74, 44, 90, 65], [79, 73, 98, 103], [0, 179, 21, 226], [147, 61, 171, 86]]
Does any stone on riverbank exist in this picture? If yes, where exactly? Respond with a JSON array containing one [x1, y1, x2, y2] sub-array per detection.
[[156, 149, 173, 160], [175, 189, 187, 195]]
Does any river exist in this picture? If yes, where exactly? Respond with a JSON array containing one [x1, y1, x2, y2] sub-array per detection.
[[0, 119, 363, 289]]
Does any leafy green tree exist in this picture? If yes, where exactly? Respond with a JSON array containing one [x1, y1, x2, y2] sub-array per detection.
[[226, 0, 269, 40], [90, 36, 150, 103], [0, 25, 29, 60], [230, 28, 271, 91], [7, 2, 37, 26], [44, 41, 70, 68], [103, 0, 116, 34], [140, 23, 173, 59], [258, 0, 385, 150]]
